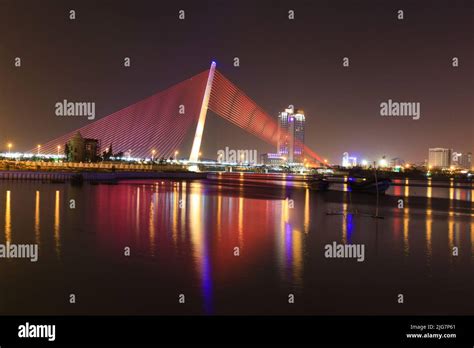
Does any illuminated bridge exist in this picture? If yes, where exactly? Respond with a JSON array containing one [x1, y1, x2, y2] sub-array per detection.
[[36, 62, 325, 164]]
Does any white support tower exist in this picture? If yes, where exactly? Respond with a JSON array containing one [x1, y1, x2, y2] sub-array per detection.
[[189, 61, 217, 162]]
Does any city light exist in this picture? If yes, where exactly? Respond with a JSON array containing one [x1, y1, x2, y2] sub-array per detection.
[[37, 144, 41, 155], [361, 159, 368, 167], [379, 158, 388, 167], [7, 143, 12, 154], [342, 152, 357, 167], [57, 145, 61, 157]]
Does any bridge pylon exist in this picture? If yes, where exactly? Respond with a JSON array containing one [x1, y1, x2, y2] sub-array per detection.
[[189, 61, 216, 162]]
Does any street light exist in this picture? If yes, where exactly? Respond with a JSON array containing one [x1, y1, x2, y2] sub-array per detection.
[[57, 145, 61, 157], [7, 143, 12, 154], [151, 149, 156, 161], [174, 150, 179, 161], [37, 145, 41, 156]]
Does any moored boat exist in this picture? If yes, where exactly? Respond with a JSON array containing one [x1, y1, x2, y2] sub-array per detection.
[[348, 177, 391, 194]]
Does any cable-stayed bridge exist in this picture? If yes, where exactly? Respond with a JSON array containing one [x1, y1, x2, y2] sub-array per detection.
[[36, 62, 325, 164]]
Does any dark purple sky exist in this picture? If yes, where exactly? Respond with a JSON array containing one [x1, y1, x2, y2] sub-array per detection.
[[0, 0, 472, 163]]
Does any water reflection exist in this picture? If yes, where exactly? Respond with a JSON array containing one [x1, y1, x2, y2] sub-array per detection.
[[342, 186, 349, 244], [304, 188, 310, 234], [291, 227, 303, 288], [1, 176, 473, 315], [5, 190, 11, 243], [54, 190, 60, 257], [35, 191, 40, 245], [148, 197, 156, 256], [189, 183, 213, 313], [238, 196, 244, 247], [471, 220, 474, 258], [136, 187, 141, 236], [403, 205, 409, 256], [277, 192, 304, 288], [426, 179, 432, 264], [404, 178, 410, 197], [172, 185, 178, 245]]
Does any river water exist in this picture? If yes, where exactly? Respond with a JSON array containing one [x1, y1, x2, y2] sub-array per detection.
[[0, 177, 472, 315]]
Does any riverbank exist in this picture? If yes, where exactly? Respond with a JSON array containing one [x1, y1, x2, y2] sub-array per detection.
[[0, 170, 208, 182]]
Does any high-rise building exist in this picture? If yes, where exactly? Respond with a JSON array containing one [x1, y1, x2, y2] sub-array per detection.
[[342, 152, 357, 167], [452, 151, 472, 169], [277, 105, 305, 163], [428, 148, 452, 169]]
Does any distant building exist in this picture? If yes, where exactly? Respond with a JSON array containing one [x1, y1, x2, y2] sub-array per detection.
[[390, 157, 405, 167], [452, 151, 472, 169], [261, 153, 286, 166], [428, 148, 451, 169], [342, 152, 357, 167], [65, 131, 100, 162], [277, 105, 305, 163]]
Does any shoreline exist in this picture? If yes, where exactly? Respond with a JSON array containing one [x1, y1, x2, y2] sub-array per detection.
[[0, 168, 472, 186]]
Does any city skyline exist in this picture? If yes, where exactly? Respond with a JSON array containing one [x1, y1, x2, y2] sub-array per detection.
[[0, 0, 472, 163]]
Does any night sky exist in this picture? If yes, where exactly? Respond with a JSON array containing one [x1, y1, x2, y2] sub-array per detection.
[[0, 0, 472, 163]]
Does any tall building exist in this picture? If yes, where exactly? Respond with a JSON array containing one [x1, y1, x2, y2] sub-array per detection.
[[342, 152, 357, 167], [277, 105, 305, 163], [428, 148, 451, 169], [452, 151, 472, 169]]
